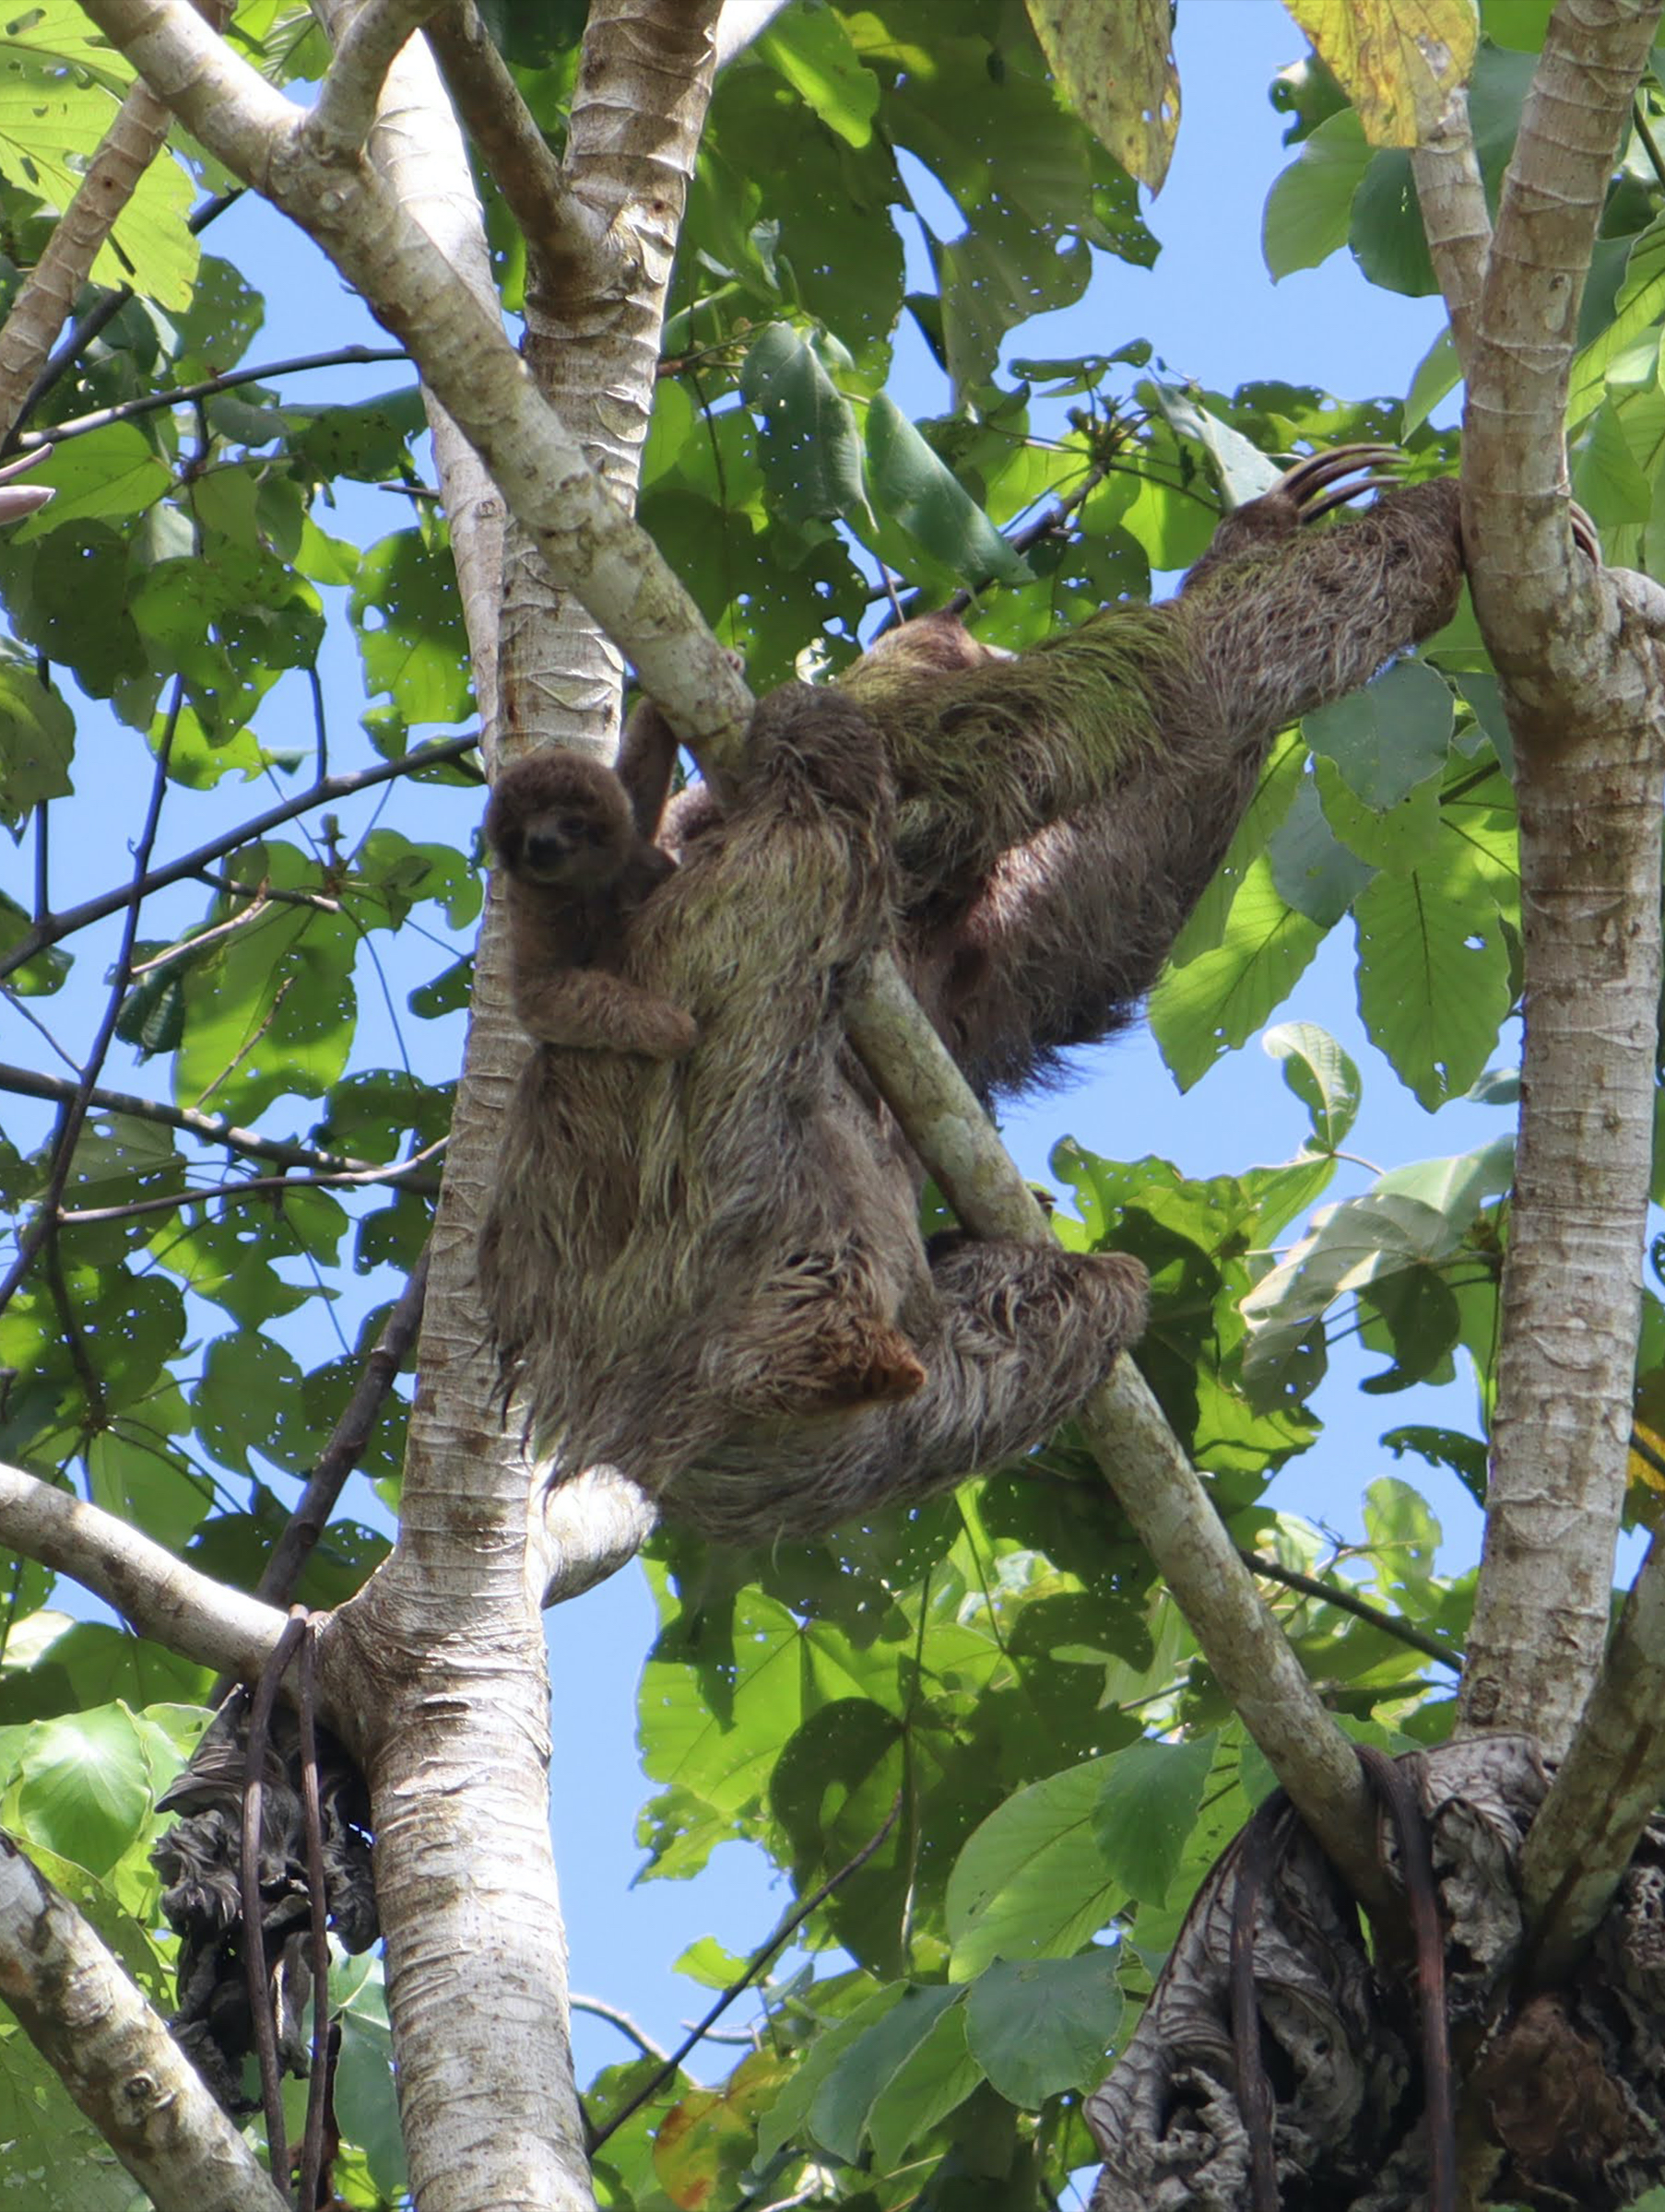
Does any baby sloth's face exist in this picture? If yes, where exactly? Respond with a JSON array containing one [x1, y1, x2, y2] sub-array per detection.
[[487, 751, 636, 894], [518, 798, 628, 889]]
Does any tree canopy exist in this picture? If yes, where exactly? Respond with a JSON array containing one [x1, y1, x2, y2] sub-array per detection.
[[3, 1, 1665, 2207]]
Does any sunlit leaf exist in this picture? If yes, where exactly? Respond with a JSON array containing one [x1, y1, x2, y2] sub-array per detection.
[[15, 1707, 149, 1877], [1264, 1020, 1363, 1151], [1263, 108, 1372, 277], [946, 1757, 1123, 1977], [1150, 858, 1324, 1089], [758, 8, 879, 147], [1024, 0, 1178, 190], [1354, 865, 1513, 1108], [1285, 0, 1478, 147]]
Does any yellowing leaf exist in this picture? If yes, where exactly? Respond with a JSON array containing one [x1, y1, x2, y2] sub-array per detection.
[[654, 2052, 790, 2210], [1025, 0, 1179, 192], [1284, 0, 1478, 148]]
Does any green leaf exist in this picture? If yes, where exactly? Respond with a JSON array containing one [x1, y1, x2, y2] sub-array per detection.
[[85, 1431, 208, 1553], [0, 2017, 145, 2211], [1568, 215, 1665, 431], [1263, 1021, 1362, 1151], [1350, 150, 1437, 296], [10, 424, 171, 530], [1382, 1426, 1489, 1510], [1315, 753, 1441, 869], [864, 395, 1029, 585], [0, 75, 194, 302], [1266, 776, 1376, 925], [1574, 397, 1653, 525], [1243, 1188, 1465, 1409], [1403, 324, 1460, 437], [755, 1987, 901, 2166], [1092, 1734, 1216, 1906], [943, 235, 1074, 396], [866, 2000, 981, 2165], [964, 1951, 1123, 2107], [1359, 1264, 1461, 1390], [193, 1332, 310, 1478], [1482, 0, 1553, 47], [1150, 386, 1282, 504], [16, 1706, 149, 1877], [1353, 866, 1513, 1109], [809, 1986, 965, 2160], [1364, 1477, 1441, 1596], [1262, 109, 1371, 278], [757, 9, 879, 147], [173, 845, 359, 1118], [334, 1970, 408, 2198], [1150, 859, 1324, 1090], [350, 530, 473, 732], [0, 662, 73, 825], [946, 1756, 1123, 1977], [741, 322, 868, 529], [0, 3, 135, 89], [1304, 660, 1453, 808], [1374, 1137, 1514, 1224], [288, 387, 427, 480]]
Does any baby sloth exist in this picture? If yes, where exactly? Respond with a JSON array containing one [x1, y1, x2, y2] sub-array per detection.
[[485, 747, 696, 1058], [478, 682, 1148, 1546]]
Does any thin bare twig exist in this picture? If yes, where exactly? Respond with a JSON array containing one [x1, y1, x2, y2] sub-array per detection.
[[0, 730, 478, 982], [570, 1994, 668, 2062], [55, 1146, 443, 1224], [16, 345, 407, 451], [255, 1246, 429, 1607], [1240, 1550, 1461, 1670], [128, 889, 278, 976], [195, 867, 340, 912], [0, 1062, 386, 1176]]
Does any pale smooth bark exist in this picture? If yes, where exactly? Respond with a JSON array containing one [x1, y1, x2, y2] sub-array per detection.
[[0, 1834, 289, 2211], [1413, 0, 1665, 1756], [0, 1457, 283, 1677], [281, 10, 640, 2206]]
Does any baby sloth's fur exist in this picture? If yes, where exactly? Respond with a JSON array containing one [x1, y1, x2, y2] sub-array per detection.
[[478, 683, 1149, 1545], [485, 738, 695, 1059]]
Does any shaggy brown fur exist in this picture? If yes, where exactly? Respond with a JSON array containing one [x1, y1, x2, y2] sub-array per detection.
[[480, 450, 1461, 1545], [836, 453, 1466, 1095], [485, 742, 696, 1059], [478, 683, 1149, 1545]]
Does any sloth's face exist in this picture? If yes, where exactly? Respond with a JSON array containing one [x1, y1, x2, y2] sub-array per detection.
[[516, 802, 628, 889]]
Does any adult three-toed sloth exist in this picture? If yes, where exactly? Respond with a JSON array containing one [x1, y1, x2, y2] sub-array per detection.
[[477, 453, 1465, 1546]]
